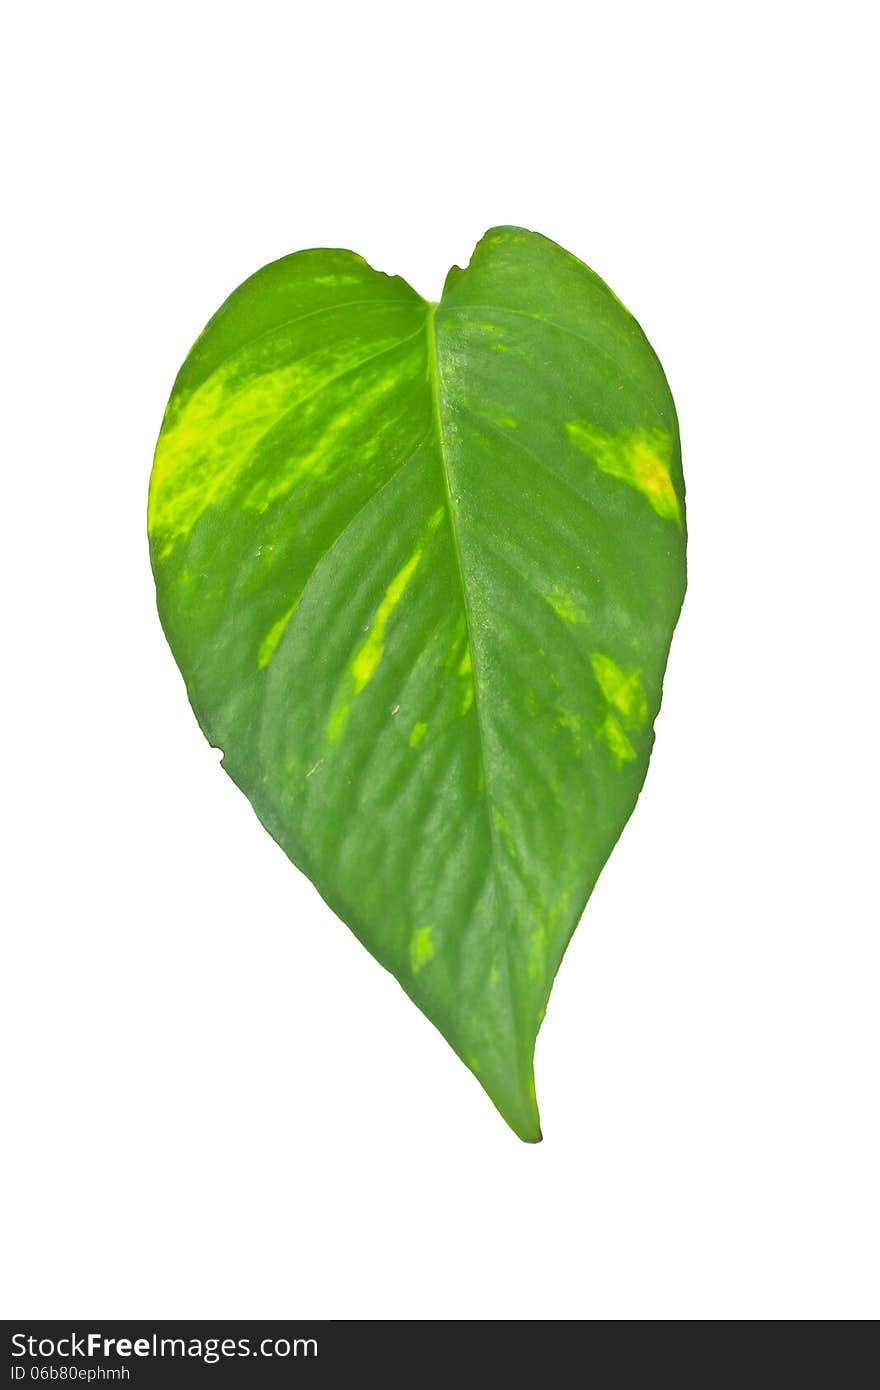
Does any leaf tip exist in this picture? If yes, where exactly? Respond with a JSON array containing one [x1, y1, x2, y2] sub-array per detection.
[[490, 1066, 543, 1143]]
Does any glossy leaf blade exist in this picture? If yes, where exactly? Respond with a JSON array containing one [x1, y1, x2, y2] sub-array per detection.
[[149, 228, 686, 1140]]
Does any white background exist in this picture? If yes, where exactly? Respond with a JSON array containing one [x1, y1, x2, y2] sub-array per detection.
[[3, 1, 877, 1320]]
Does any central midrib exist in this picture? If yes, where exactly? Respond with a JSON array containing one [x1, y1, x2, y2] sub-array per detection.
[[424, 303, 529, 1087]]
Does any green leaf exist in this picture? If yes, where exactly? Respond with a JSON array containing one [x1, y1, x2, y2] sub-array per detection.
[[149, 227, 686, 1141]]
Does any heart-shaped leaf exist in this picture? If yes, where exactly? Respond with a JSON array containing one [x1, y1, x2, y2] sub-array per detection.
[[149, 227, 686, 1140]]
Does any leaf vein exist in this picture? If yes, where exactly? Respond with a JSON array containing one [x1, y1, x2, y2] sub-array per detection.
[[427, 306, 529, 1080]]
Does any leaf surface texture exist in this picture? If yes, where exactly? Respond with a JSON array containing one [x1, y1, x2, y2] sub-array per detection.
[[149, 228, 687, 1139]]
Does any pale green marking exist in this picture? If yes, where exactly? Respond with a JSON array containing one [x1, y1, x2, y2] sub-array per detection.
[[351, 548, 423, 695], [545, 586, 584, 624], [310, 273, 360, 286], [409, 720, 428, 748], [409, 926, 435, 974], [456, 645, 475, 713], [590, 653, 648, 727], [566, 420, 681, 525], [492, 809, 518, 861], [324, 507, 443, 745], [490, 340, 529, 361], [489, 963, 500, 985], [327, 702, 350, 744], [471, 401, 520, 429], [528, 900, 567, 983], [257, 600, 298, 668], [600, 712, 636, 766], [591, 653, 645, 767], [556, 709, 583, 753], [527, 926, 547, 982], [445, 620, 466, 669]]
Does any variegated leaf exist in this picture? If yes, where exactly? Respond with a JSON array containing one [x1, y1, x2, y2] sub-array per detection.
[[149, 227, 686, 1139]]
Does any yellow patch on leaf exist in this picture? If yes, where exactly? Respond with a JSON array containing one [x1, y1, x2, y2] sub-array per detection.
[[590, 654, 648, 727], [257, 600, 298, 668], [545, 587, 584, 624], [566, 420, 681, 525], [590, 653, 647, 767], [600, 713, 636, 766], [351, 549, 422, 694], [409, 926, 435, 974]]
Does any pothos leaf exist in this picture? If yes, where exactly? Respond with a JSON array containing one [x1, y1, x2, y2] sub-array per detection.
[[149, 227, 686, 1140]]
